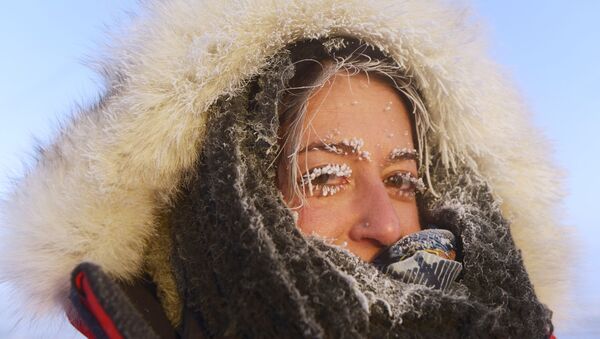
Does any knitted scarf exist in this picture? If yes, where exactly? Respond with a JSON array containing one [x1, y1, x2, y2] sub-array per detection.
[[167, 40, 553, 338]]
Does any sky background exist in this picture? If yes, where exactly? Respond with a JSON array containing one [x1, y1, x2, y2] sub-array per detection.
[[0, 1, 598, 338]]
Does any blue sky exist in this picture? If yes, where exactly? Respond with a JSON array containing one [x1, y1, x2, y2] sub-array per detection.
[[0, 1, 598, 337], [472, 2, 600, 335]]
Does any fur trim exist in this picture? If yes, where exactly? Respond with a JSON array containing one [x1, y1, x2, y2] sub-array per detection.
[[0, 0, 567, 319]]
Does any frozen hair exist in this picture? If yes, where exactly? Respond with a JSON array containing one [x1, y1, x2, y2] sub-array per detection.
[[276, 39, 431, 207]]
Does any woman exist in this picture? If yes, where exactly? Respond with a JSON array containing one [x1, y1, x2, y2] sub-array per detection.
[[276, 41, 426, 262], [0, 1, 566, 338]]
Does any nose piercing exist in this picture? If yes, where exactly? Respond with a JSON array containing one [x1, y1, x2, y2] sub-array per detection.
[[363, 222, 370, 228]]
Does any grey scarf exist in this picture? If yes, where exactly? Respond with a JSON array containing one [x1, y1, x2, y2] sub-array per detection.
[[167, 40, 553, 338]]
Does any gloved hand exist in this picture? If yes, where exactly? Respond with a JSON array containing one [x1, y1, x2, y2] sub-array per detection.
[[372, 228, 463, 291]]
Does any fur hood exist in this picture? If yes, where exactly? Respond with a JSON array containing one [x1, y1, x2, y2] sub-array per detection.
[[0, 0, 567, 325]]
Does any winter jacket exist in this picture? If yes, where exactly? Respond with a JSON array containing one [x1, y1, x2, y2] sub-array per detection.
[[0, 1, 567, 338]]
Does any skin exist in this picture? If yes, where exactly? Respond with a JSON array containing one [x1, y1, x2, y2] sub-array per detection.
[[278, 72, 422, 262]]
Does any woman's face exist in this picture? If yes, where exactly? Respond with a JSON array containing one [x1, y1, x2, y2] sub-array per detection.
[[278, 72, 422, 262]]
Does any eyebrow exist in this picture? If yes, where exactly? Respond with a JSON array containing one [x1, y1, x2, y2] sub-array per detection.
[[297, 141, 353, 155], [297, 141, 418, 162], [387, 148, 419, 163]]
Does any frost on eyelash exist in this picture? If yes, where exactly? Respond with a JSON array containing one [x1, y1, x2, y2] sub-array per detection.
[[301, 163, 352, 197], [321, 185, 344, 197], [383, 172, 427, 195], [302, 163, 352, 182], [389, 147, 418, 160]]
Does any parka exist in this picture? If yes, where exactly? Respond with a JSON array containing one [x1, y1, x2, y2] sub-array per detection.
[[0, 0, 568, 338]]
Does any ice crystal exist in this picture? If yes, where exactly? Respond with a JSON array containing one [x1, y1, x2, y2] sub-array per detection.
[[389, 147, 418, 160]]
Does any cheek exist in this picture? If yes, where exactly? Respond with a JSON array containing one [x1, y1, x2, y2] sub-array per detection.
[[400, 202, 422, 233], [389, 195, 421, 227], [296, 201, 349, 241]]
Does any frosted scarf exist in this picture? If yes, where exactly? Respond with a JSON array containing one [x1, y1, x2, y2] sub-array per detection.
[[166, 40, 553, 338]]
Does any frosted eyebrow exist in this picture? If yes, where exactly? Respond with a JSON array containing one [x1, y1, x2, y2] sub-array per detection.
[[298, 141, 352, 155], [298, 139, 371, 161], [387, 148, 418, 162]]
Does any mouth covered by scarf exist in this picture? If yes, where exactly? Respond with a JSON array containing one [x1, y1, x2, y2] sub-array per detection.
[[373, 229, 463, 292], [166, 41, 554, 338]]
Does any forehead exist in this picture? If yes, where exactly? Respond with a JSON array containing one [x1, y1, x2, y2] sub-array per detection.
[[301, 72, 414, 151]]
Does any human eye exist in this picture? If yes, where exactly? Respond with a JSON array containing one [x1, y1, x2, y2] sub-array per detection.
[[383, 171, 426, 199], [300, 163, 352, 197]]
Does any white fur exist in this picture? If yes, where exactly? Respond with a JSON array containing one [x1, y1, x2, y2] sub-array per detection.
[[0, 0, 568, 320]]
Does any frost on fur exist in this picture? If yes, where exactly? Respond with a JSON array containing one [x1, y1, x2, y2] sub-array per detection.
[[0, 0, 568, 324]]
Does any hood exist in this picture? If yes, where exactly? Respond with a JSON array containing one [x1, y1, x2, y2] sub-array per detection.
[[0, 0, 567, 328]]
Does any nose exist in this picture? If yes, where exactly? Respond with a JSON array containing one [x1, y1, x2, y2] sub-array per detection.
[[348, 180, 408, 247]]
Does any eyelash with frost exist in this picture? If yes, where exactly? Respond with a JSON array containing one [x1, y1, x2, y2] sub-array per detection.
[[301, 163, 352, 197], [384, 172, 427, 194]]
